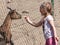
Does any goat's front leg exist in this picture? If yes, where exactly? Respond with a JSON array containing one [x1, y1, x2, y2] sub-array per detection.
[[5, 30, 14, 45]]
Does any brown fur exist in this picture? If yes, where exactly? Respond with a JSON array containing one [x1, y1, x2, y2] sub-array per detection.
[[0, 7, 22, 45]]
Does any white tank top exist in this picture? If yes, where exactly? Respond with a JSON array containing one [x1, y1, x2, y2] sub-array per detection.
[[43, 15, 54, 39]]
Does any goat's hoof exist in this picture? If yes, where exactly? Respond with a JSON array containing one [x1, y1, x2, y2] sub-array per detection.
[[6, 42, 14, 45], [10, 41, 14, 45], [6, 43, 11, 45], [6, 41, 14, 45]]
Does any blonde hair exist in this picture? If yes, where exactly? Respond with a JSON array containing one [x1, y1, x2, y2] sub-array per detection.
[[40, 2, 52, 14]]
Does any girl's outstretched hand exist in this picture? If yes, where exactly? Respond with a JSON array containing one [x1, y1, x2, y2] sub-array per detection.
[[24, 16, 30, 22]]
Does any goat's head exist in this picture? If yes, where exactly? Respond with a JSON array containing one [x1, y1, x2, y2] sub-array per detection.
[[7, 7, 22, 19]]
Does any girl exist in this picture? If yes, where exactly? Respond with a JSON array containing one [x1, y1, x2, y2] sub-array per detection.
[[24, 2, 58, 45]]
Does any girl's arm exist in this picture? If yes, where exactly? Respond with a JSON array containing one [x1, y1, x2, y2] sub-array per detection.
[[24, 16, 44, 27], [49, 20, 57, 36], [48, 20, 59, 41]]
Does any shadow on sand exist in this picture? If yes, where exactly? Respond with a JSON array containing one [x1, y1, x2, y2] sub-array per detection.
[[0, 37, 6, 45]]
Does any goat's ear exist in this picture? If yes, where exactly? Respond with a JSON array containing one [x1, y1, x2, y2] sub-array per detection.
[[7, 7, 12, 11]]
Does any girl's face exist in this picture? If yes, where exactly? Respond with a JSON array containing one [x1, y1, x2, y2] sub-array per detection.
[[40, 8, 47, 16]]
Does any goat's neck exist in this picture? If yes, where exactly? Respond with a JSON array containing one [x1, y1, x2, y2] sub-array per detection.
[[2, 15, 12, 29]]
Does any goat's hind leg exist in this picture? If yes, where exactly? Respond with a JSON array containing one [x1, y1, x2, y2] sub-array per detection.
[[0, 30, 6, 42]]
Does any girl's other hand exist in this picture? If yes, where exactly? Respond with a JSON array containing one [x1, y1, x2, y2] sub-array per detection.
[[55, 37, 59, 41]]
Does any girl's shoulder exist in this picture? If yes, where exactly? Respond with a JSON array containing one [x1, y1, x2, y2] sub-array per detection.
[[46, 15, 54, 21]]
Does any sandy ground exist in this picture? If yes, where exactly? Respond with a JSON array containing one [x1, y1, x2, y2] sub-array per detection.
[[0, 0, 60, 45]]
